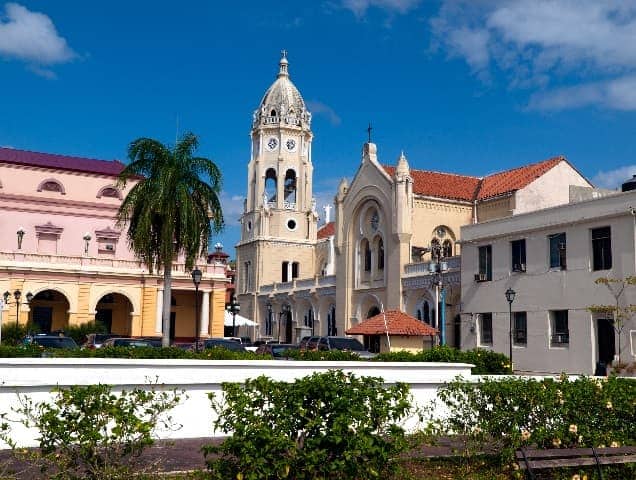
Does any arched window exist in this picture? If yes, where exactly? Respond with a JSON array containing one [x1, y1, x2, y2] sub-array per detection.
[[97, 185, 122, 199], [423, 301, 430, 324], [37, 178, 65, 195], [264, 168, 277, 204], [377, 237, 384, 270], [270, 109, 277, 117], [305, 308, 313, 328], [282, 261, 289, 282], [442, 239, 453, 258], [284, 170, 296, 206], [431, 237, 440, 257], [361, 239, 371, 272], [367, 306, 381, 318]]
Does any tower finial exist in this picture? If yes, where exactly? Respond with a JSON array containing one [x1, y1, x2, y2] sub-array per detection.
[[367, 122, 373, 143], [278, 50, 289, 77]]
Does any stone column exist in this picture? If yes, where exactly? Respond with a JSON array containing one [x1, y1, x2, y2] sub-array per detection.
[[155, 288, 163, 334], [200, 291, 210, 336]]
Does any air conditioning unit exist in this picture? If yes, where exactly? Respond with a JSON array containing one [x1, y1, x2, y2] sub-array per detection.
[[474, 273, 487, 282]]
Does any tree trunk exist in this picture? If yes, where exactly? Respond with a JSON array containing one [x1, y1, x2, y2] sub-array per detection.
[[162, 267, 172, 347]]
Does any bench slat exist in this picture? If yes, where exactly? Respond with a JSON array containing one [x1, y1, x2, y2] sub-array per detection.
[[516, 447, 636, 459], [518, 455, 636, 470]]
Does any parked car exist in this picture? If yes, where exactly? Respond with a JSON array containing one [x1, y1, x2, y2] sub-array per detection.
[[254, 343, 298, 358], [25, 335, 79, 349], [81, 333, 123, 349], [302, 336, 376, 359], [199, 338, 247, 352], [138, 337, 163, 348], [100, 338, 154, 348]]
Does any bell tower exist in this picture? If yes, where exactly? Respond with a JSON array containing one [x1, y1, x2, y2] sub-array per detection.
[[236, 52, 318, 324]]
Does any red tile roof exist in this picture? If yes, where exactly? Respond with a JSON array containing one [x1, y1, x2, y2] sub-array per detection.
[[317, 221, 335, 239], [0, 147, 126, 176], [383, 156, 566, 202], [477, 156, 563, 200], [346, 310, 438, 336]]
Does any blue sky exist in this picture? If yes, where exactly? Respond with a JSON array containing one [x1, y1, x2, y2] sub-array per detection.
[[2, 1, 636, 256]]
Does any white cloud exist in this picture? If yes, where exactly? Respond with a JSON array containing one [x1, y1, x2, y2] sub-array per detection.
[[340, 0, 420, 17], [0, 3, 76, 74], [306, 100, 342, 126], [220, 191, 245, 223], [431, 0, 636, 110], [592, 165, 636, 189]]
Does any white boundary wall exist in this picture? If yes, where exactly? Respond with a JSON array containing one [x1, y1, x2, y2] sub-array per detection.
[[0, 358, 473, 449]]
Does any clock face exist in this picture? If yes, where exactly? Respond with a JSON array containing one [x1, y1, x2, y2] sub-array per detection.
[[286, 138, 297, 151], [267, 137, 278, 151]]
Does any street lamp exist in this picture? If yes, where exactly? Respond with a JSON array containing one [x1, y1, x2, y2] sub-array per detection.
[[226, 296, 240, 338], [3, 290, 33, 330], [16, 227, 25, 250], [83, 233, 91, 255], [278, 304, 290, 343], [429, 242, 449, 345], [191, 267, 202, 352], [266, 303, 272, 338], [505, 287, 516, 371]]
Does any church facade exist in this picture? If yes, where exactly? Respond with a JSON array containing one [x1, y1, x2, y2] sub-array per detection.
[[236, 54, 594, 347]]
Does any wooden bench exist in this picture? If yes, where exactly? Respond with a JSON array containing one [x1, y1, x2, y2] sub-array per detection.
[[516, 446, 636, 479]]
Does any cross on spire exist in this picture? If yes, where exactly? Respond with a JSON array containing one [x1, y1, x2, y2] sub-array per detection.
[[281, 49, 288, 59], [367, 122, 373, 143]]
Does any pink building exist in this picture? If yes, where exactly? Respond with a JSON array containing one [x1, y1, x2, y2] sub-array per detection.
[[0, 147, 228, 341]]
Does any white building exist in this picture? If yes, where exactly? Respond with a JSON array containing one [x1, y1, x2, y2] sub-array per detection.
[[460, 189, 636, 374]]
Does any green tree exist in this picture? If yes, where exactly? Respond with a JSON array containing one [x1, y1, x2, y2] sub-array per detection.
[[117, 133, 223, 347]]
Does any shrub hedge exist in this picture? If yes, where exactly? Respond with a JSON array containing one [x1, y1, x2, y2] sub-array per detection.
[[0, 344, 511, 373], [430, 374, 636, 476]]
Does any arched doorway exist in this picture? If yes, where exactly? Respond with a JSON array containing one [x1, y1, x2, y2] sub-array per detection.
[[367, 306, 381, 318], [28, 290, 70, 333], [95, 293, 133, 335]]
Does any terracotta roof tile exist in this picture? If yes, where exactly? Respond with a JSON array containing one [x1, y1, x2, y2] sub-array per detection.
[[317, 221, 335, 239], [0, 147, 126, 177], [477, 156, 564, 200], [384, 166, 480, 202], [346, 310, 438, 336], [383, 156, 566, 202]]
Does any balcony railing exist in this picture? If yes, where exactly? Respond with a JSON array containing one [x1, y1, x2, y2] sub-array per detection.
[[403, 256, 460, 276], [257, 275, 336, 296], [0, 251, 224, 277]]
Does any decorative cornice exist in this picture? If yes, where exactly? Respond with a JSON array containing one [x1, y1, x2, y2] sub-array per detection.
[[35, 221, 64, 237], [95, 227, 121, 240]]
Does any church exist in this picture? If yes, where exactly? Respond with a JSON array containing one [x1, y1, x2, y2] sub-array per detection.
[[235, 53, 593, 349]]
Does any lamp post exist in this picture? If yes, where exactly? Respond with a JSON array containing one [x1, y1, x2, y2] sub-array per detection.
[[429, 242, 449, 345], [3, 290, 33, 330], [505, 288, 516, 371], [191, 267, 202, 352], [226, 296, 240, 338]]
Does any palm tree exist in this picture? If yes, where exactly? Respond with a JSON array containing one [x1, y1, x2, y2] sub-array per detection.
[[117, 133, 223, 347]]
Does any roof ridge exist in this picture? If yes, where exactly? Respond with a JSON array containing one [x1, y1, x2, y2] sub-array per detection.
[[482, 155, 564, 180], [0, 146, 123, 165], [383, 164, 479, 179]]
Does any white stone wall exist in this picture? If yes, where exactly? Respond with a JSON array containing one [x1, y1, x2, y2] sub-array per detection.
[[0, 358, 473, 449], [460, 190, 636, 374]]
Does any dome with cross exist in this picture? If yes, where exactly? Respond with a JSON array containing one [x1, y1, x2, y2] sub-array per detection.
[[253, 51, 311, 129]]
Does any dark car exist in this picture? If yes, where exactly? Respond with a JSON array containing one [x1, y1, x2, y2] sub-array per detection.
[[100, 338, 154, 348], [200, 338, 247, 352], [81, 333, 123, 349], [26, 335, 79, 349], [255, 343, 298, 358], [304, 336, 376, 359]]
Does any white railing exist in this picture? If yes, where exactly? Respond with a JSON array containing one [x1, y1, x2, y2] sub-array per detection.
[[404, 256, 461, 276], [0, 251, 223, 277]]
